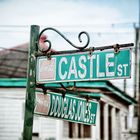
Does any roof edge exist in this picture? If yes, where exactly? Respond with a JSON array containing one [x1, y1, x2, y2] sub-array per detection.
[[0, 78, 27, 87], [0, 78, 136, 104]]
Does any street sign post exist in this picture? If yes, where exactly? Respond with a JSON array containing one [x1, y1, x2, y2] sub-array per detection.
[[36, 48, 131, 84], [23, 25, 40, 140], [23, 25, 134, 140], [34, 92, 98, 125]]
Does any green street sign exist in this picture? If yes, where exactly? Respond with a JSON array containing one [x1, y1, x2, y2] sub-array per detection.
[[34, 92, 98, 125], [36, 48, 131, 83]]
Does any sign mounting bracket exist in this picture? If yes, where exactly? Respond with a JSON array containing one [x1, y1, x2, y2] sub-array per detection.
[[23, 25, 134, 140]]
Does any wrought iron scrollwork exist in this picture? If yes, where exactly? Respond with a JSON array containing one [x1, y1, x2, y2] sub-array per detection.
[[37, 27, 90, 53]]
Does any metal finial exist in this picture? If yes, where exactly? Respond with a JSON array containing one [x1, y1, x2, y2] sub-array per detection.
[[37, 27, 90, 53]]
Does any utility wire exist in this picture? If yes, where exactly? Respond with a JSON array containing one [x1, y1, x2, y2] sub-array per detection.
[[0, 47, 28, 53], [0, 67, 27, 74], [1, 63, 27, 70], [0, 22, 137, 28], [0, 58, 27, 61], [0, 72, 26, 78], [0, 96, 25, 100]]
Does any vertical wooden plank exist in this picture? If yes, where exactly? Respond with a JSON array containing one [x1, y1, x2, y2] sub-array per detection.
[[56, 120, 63, 140], [23, 25, 39, 140], [116, 109, 121, 140], [104, 103, 109, 140], [96, 102, 100, 140], [111, 107, 116, 140]]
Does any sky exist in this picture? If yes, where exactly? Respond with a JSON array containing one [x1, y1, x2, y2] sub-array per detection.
[[0, 0, 138, 48], [0, 0, 139, 96], [0, 0, 138, 25]]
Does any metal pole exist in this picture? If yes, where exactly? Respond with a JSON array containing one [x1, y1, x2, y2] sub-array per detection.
[[123, 79, 126, 93], [138, 31, 140, 140], [134, 28, 139, 101], [138, 64, 140, 140], [134, 27, 140, 140], [35, 43, 134, 57], [23, 25, 39, 140], [138, 0, 140, 139]]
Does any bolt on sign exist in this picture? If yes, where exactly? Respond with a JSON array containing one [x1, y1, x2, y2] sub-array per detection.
[[36, 48, 131, 84], [34, 92, 98, 125]]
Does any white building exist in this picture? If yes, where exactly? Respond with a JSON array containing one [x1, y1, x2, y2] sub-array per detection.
[[0, 78, 136, 140], [0, 42, 137, 140]]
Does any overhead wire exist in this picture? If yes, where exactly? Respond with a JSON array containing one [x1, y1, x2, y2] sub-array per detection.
[[0, 63, 27, 71], [0, 22, 136, 33], [0, 47, 28, 53], [0, 96, 25, 100], [0, 22, 137, 28], [0, 72, 26, 78], [0, 23, 135, 78], [0, 58, 27, 61]]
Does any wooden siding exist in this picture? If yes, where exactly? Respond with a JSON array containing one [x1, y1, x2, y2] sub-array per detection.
[[0, 98, 23, 140], [0, 88, 58, 140]]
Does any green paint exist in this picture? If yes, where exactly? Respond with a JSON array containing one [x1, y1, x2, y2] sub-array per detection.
[[37, 49, 131, 83], [34, 92, 98, 125], [0, 78, 136, 104], [23, 25, 39, 140], [76, 81, 137, 105]]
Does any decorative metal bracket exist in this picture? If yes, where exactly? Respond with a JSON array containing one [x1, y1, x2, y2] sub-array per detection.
[[37, 27, 90, 53], [113, 44, 120, 53]]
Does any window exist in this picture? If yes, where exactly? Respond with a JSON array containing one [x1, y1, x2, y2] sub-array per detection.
[[83, 124, 91, 138], [108, 106, 112, 140], [68, 122, 91, 138]]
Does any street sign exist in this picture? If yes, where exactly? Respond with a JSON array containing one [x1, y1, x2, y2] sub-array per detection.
[[34, 92, 98, 125], [36, 48, 131, 84], [23, 25, 134, 140]]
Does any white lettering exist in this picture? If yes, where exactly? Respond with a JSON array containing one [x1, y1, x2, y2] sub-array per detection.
[[117, 64, 123, 76], [49, 95, 56, 116], [64, 98, 69, 119], [123, 64, 128, 76], [68, 57, 78, 79], [58, 57, 68, 80], [88, 55, 96, 78], [68, 99, 76, 120], [86, 103, 91, 123], [97, 54, 105, 77], [78, 101, 83, 121], [54, 96, 59, 117], [90, 114, 96, 123], [78, 55, 87, 79], [106, 53, 115, 76]]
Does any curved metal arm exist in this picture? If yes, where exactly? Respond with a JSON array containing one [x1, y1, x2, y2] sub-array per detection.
[[37, 27, 90, 53]]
